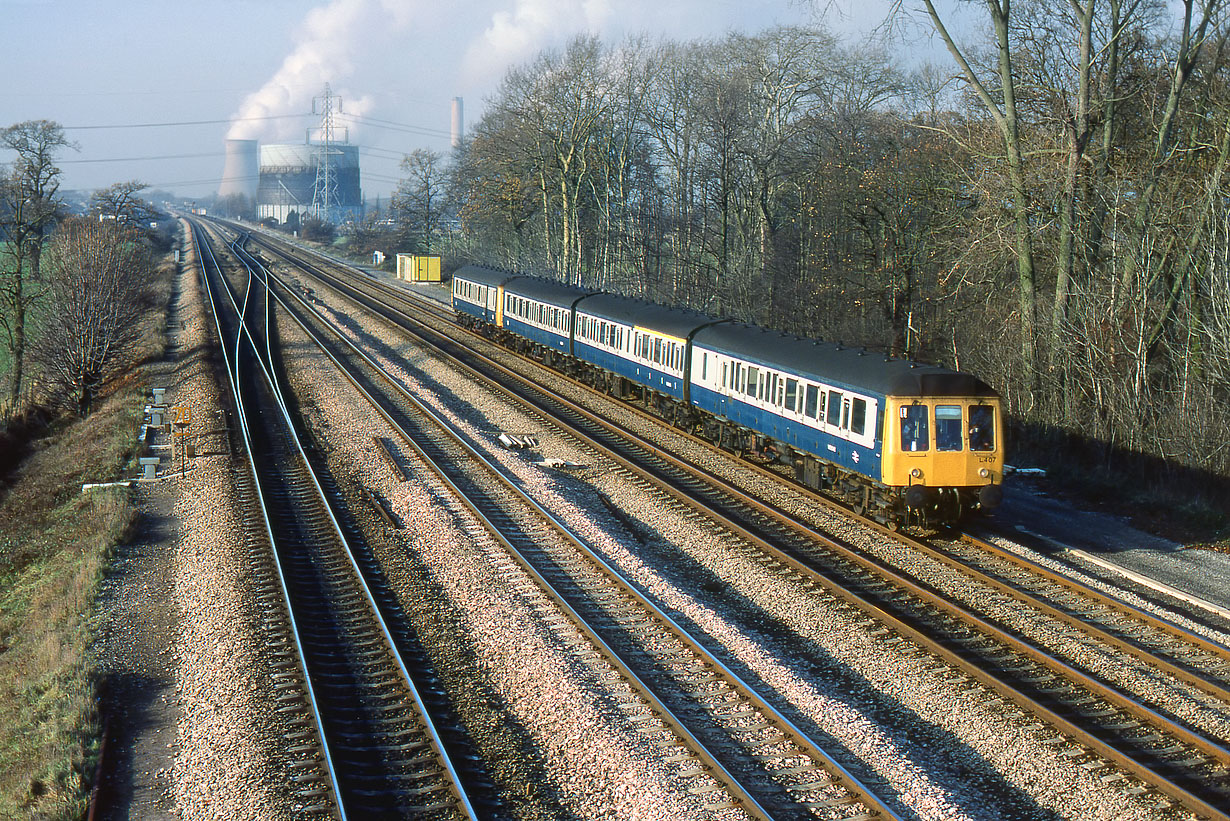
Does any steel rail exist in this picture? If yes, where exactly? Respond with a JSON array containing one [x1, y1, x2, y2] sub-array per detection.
[[225, 232, 483, 819], [243, 224, 1230, 667], [234, 227, 1230, 820], [236, 231, 904, 821], [197, 221, 480, 819], [187, 219, 344, 817]]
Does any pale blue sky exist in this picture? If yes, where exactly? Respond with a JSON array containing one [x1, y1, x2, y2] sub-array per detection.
[[1, 0, 891, 199]]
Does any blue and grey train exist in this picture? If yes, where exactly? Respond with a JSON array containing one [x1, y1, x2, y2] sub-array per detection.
[[451, 265, 1004, 525]]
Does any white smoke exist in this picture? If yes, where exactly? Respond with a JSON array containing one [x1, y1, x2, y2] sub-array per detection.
[[226, 0, 420, 142], [462, 0, 613, 86]]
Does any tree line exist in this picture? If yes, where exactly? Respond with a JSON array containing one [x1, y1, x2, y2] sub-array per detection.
[[1, 120, 159, 419], [386, 3, 1230, 499]]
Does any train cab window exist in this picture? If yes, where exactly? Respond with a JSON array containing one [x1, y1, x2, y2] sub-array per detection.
[[969, 404, 995, 451], [786, 379, 798, 413], [936, 405, 963, 451], [826, 390, 842, 427], [900, 404, 929, 452], [851, 398, 867, 436]]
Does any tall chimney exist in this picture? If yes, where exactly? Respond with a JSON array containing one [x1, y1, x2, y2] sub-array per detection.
[[218, 138, 259, 200], [450, 97, 464, 149]]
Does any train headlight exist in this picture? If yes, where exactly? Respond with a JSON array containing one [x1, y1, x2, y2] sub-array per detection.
[[979, 468, 991, 478], [910, 468, 923, 479]]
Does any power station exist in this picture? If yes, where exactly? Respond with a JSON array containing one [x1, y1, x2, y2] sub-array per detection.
[[218, 138, 259, 201], [219, 87, 465, 225], [255, 142, 361, 225]]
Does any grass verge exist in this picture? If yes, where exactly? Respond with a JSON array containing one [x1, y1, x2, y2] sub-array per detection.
[[0, 249, 173, 819], [0, 384, 143, 819]]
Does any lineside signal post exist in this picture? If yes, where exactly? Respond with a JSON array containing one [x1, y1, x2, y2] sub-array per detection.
[[172, 405, 193, 477]]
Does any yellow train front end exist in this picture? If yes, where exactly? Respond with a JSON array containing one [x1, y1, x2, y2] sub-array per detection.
[[880, 396, 1004, 524]]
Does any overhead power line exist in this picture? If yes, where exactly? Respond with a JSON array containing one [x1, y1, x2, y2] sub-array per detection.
[[60, 151, 225, 164], [339, 113, 452, 139], [64, 113, 311, 131]]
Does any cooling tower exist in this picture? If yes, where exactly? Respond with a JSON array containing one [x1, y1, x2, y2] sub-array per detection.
[[218, 139, 259, 200], [256, 142, 362, 224]]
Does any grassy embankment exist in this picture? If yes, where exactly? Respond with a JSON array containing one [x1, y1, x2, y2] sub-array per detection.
[[0, 251, 174, 819]]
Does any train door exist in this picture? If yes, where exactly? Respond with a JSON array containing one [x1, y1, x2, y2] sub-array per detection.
[[493, 284, 503, 325]]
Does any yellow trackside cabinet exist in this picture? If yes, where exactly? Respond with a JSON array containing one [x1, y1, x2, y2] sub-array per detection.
[[396, 254, 442, 281]]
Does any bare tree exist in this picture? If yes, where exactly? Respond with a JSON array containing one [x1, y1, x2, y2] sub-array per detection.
[[0, 119, 73, 417], [89, 179, 153, 228], [29, 218, 152, 415], [897, 0, 1041, 397], [394, 148, 446, 253]]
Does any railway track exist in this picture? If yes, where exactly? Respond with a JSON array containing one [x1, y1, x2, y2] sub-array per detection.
[[225, 227, 905, 819], [233, 224, 1230, 819], [192, 221, 484, 819]]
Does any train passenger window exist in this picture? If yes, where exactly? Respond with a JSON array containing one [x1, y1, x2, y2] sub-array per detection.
[[900, 405, 929, 452], [969, 405, 995, 451], [936, 405, 963, 451], [786, 379, 798, 413], [851, 398, 867, 436], [805, 385, 819, 418], [745, 367, 759, 398], [826, 390, 842, 427]]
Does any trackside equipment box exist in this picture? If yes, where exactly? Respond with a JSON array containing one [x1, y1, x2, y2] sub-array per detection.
[[396, 254, 442, 281]]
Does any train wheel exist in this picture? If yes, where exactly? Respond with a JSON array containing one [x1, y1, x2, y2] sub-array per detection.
[[852, 485, 871, 516]]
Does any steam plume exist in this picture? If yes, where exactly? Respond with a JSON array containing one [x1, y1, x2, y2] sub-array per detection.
[[227, 0, 419, 142]]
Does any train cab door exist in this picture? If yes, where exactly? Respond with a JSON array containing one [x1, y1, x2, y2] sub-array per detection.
[[930, 403, 969, 485]]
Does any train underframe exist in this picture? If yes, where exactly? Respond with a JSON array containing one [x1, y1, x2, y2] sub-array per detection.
[[469, 317, 979, 528]]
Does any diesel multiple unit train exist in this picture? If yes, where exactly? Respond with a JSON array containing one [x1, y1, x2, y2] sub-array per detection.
[[451, 265, 1004, 526]]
